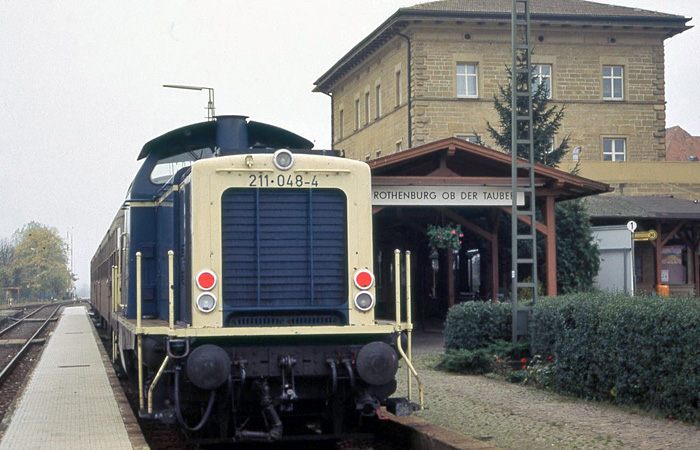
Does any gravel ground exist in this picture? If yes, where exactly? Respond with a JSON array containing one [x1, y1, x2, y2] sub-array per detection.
[[403, 331, 700, 450]]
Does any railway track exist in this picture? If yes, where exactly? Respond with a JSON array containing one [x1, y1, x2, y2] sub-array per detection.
[[0, 304, 61, 384], [0, 303, 65, 440]]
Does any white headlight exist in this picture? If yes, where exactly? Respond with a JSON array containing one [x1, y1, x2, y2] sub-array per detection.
[[273, 149, 294, 171], [354, 291, 375, 312], [196, 293, 217, 313]]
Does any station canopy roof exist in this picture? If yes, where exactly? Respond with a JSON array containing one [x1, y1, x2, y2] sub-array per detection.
[[367, 137, 612, 202], [586, 195, 700, 220]]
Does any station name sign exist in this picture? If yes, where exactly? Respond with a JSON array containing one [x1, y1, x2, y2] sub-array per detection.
[[372, 185, 525, 206]]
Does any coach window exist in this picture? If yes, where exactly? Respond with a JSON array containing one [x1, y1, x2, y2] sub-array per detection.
[[150, 148, 214, 184]]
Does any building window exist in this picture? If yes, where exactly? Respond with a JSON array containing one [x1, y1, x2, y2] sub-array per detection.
[[375, 84, 382, 119], [395, 70, 402, 106], [457, 63, 478, 98], [456, 134, 479, 143], [364, 92, 370, 126], [603, 138, 626, 161], [395, 140, 403, 152], [339, 109, 344, 140], [603, 65, 624, 100], [354, 98, 360, 131], [532, 64, 552, 99]]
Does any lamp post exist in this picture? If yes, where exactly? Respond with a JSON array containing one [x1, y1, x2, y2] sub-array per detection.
[[163, 84, 216, 121]]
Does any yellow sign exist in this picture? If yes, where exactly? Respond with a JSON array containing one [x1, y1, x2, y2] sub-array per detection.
[[634, 229, 658, 241]]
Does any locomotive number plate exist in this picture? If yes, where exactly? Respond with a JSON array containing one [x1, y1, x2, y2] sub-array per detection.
[[248, 173, 319, 188]]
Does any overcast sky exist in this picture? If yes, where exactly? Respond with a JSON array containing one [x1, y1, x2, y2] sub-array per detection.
[[1, 0, 698, 296]]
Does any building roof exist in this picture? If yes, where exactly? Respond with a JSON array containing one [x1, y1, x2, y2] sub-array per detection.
[[313, 0, 691, 93], [665, 126, 700, 162], [407, 0, 685, 19], [368, 137, 612, 201], [586, 195, 700, 220]]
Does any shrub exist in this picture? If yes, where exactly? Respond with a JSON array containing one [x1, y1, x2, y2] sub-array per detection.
[[438, 340, 529, 375], [438, 348, 493, 375], [444, 301, 511, 350], [531, 293, 700, 422]]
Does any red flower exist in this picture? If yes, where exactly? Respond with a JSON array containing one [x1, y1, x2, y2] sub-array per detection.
[[459, 233, 464, 238], [451, 229, 456, 234], [496, 358, 502, 363], [521, 365, 526, 370], [548, 355, 553, 361], [520, 358, 527, 363]]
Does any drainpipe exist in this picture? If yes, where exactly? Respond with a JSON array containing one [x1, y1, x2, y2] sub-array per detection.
[[322, 91, 334, 150], [396, 32, 412, 149]]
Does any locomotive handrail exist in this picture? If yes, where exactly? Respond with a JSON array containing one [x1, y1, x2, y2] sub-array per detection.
[[394, 249, 423, 410], [395, 334, 424, 410], [168, 250, 175, 331], [136, 252, 142, 330], [136, 251, 145, 411], [148, 355, 171, 414], [405, 250, 413, 401]]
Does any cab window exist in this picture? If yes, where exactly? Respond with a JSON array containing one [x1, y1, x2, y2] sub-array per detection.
[[150, 148, 214, 184]]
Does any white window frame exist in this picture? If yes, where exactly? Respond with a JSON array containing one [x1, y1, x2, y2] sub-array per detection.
[[457, 63, 478, 98], [395, 70, 402, 107], [532, 64, 552, 99], [354, 98, 360, 131], [603, 65, 624, 100], [364, 92, 370, 126], [456, 134, 479, 143], [603, 138, 626, 161], [375, 84, 382, 119]]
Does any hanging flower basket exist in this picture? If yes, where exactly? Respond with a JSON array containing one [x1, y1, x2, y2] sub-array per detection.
[[427, 223, 463, 251]]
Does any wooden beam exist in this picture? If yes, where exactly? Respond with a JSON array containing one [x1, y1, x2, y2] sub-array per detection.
[[659, 220, 687, 247], [499, 207, 548, 235], [439, 208, 493, 242], [491, 230, 499, 303], [447, 251, 455, 308], [372, 176, 546, 186], [654, 221, 662, 287], [545, 195, 557, 296]]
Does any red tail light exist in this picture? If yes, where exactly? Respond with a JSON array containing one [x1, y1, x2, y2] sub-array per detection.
[[196, 270, 217, 291], [354, 269, 374, 290]]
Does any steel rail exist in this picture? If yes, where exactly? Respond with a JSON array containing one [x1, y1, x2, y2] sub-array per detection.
[[0, 305, 61, 385], [0, 304, 50, 337]]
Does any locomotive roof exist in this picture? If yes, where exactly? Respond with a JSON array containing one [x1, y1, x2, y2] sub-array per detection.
[[138, 118, 314, 161]]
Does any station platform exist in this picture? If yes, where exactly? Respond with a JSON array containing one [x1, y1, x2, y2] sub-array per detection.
[[0, 305, 148, 450]]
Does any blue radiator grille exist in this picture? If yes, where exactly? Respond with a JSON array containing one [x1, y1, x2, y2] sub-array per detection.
[[221, 188, 347, 325]]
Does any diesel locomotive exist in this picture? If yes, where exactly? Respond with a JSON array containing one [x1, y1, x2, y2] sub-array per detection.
[[90, 115, 420, 442]]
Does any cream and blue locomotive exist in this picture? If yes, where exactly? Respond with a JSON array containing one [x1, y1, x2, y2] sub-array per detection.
[[91, 116, 420, 442]]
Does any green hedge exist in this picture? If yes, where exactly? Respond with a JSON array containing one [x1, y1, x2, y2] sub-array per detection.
[[444, 301, 511, 350], [532, 294, 700, 422]]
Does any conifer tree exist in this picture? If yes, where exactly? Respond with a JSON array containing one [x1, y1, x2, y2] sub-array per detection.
[[485, 66, 569, 167]]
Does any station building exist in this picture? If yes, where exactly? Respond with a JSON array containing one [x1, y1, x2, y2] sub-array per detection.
[[313, 0, 699, 314]]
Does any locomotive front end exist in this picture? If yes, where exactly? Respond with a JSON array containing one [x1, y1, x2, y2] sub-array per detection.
[[172, 144, 413, 438], [94, 116, 419, 443]]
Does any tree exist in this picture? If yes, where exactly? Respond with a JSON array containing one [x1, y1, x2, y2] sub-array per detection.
[[555, 199, 600, 294], [0, 238, 14, 293], [484, 65, 599, 294], [9, 222, 73, 300], [485, 66, 569, 167]]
